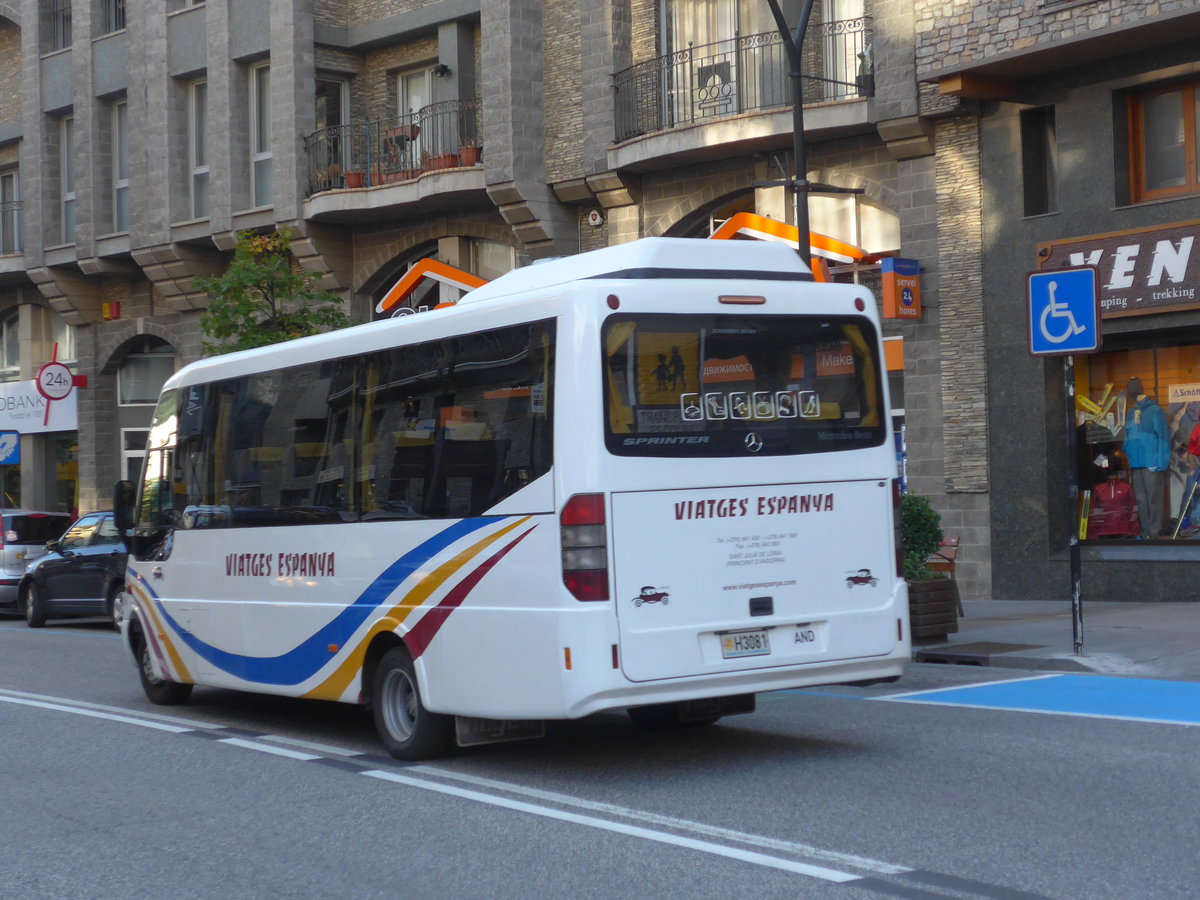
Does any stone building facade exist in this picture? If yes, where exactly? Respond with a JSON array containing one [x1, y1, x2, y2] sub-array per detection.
[[5, 0, 1133, 603], [916, 0, 1200, 602]]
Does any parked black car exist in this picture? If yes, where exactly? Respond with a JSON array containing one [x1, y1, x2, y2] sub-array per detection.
[[20, 511, 127, 628]]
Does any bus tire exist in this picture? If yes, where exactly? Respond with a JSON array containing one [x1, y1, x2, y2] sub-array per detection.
[[137, 631, 193, 705], [373, 647, 452, 760], [24, 583, 46, 628]]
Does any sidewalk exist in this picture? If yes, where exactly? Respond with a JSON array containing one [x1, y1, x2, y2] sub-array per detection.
[[911, 600, 1200, 682]]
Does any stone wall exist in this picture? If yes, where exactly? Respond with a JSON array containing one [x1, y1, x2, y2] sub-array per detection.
[[914, 0, 1200, 75], [543, 0, 583, 185]]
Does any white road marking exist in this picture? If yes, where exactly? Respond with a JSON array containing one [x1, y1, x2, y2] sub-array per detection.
[[0, 693, 193, 733], [218, 737, 322, 760], [411, 765, 908, 876], [364, 768, 861, 882], [883, 673, 1060, 699]]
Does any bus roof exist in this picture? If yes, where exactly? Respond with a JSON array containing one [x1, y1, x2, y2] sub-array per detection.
[[457, 236, 814, 305]]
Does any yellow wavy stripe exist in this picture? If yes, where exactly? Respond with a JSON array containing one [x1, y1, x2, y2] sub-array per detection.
[[302, 516, 533, 701], [129, 581, 194, 684]]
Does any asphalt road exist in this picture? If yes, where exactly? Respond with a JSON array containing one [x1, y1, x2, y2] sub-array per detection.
[[2, 618, 1198, 900]]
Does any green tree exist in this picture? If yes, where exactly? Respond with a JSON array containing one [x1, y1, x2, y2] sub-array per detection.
[[196, 229, 353, 356]]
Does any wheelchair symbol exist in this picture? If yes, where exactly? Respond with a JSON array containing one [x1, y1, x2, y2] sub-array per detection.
[[1038, 279, 1087, 344]]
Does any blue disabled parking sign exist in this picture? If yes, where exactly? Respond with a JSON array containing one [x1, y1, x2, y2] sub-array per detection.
[[1028, 266, 1101, 356]]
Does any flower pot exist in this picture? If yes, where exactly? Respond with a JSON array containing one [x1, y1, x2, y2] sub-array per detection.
[[459, 145, 482, 166], [907, 577, 960, 643], [344, 171, 364, 188], [426, 153, 460, 171]]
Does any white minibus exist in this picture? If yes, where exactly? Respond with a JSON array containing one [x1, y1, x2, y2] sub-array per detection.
[[115, 237, 909, 759]]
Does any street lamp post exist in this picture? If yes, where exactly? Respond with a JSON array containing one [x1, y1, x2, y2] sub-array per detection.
[[765, 0, 816, 270]]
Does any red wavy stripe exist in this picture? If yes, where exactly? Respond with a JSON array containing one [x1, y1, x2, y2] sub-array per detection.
[[407, 526, 536, 658]]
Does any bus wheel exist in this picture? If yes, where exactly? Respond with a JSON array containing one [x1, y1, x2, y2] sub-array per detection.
[[627, 703, 720, 731], [137, 632, 193, 705], [24, 583, 47, 628], [373, 647, 452, 760]]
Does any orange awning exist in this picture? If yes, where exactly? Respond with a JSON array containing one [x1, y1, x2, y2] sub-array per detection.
[[375, 258, 489, 315], [709, 212, 869, 268]]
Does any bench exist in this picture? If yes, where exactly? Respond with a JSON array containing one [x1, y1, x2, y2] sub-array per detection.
[[925, 536, 963, 616]]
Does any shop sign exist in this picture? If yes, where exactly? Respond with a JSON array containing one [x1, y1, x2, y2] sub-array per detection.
[[0, 379, 77, 434], [881, 258, 921, 319], [1038, 220, 1200, 319]]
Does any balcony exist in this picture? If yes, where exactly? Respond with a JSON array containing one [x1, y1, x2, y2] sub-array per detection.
[[305, 98, 481, 197], [612, 19, 873, 171]]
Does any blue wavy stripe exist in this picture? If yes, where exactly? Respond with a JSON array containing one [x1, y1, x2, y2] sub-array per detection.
[[133, 517, 501, 685]]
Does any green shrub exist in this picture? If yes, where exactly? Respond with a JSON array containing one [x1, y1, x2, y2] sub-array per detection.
[[900, 493, 944, 582]]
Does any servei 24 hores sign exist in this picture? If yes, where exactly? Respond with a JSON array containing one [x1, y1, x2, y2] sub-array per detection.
[[1038, 220, 1200, 319]]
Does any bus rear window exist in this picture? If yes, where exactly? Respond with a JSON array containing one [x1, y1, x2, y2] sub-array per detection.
[[603, 313, 886, 457]]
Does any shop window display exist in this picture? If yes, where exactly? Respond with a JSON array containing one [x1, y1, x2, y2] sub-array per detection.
[[1077, 345, 1200, 539]]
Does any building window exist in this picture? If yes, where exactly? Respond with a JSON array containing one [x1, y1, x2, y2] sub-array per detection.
[[118, 338, 176, 406], [189, 80, 209, 218], [1022, 106, 1057, 217], [0, 170, 20, 255], [60, 115, 75, 245], [250, 63, 272, 208], [1129, 81, 1200, 203], [112, 100, 130, 232], [41, 0, 71, 53], [0, 310, 19, 382], [122, 428, 149, 483], [98, 0, 126, 35], [396, 69, 431, 159], [34, 305, 76, 366]]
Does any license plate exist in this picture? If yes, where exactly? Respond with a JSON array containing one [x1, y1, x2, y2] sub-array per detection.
[[720, 629, 771, 659]]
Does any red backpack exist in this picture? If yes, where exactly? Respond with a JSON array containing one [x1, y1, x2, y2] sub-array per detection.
[[1189, 422, 1200, 457]]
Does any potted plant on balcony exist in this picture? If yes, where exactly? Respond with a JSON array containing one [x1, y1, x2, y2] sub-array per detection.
[[901, 492, 959, 643], [458, 144, 482, 166]]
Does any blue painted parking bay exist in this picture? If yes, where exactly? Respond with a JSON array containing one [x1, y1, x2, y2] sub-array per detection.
[[884, 674, 1200, 727]]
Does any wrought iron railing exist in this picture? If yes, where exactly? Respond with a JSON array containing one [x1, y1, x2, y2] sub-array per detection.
[[613, 18, 872, 143], [305, 98, 481, 196]]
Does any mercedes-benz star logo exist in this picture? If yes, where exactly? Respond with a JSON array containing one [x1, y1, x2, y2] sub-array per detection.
[[744, 432, 763, 453]]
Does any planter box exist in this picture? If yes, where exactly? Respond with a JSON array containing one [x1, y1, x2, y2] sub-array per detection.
[[344, 171, 364, 188], [908, 577, 960, 643], [459, 145, 482, 166]]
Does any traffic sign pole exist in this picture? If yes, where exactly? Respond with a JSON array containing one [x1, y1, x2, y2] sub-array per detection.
[[1028, 267, 1100, 658], [1064, 355, 1084, 656]]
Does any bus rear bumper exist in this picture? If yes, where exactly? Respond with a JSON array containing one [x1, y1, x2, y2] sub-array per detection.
[[564, 653, 909, 719]]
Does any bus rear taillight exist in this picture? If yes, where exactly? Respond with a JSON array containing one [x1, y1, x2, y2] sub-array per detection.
[[561, 493, 609, 601]]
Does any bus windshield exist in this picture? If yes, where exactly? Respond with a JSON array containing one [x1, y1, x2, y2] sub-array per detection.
[[603, 313, 885, 457]]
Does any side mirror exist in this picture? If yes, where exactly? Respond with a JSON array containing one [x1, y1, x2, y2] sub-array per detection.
[[113, 480, 136, 533], [45, 539, 60, 553]]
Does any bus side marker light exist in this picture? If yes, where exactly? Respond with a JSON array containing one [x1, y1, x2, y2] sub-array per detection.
[[612, 644, 619, 669], [897, 619, 903, 641], [328, 644, 339, 653], [607, 294, 620, 309], [719, 295, 765, 305], [564, 647, 572, 671]]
